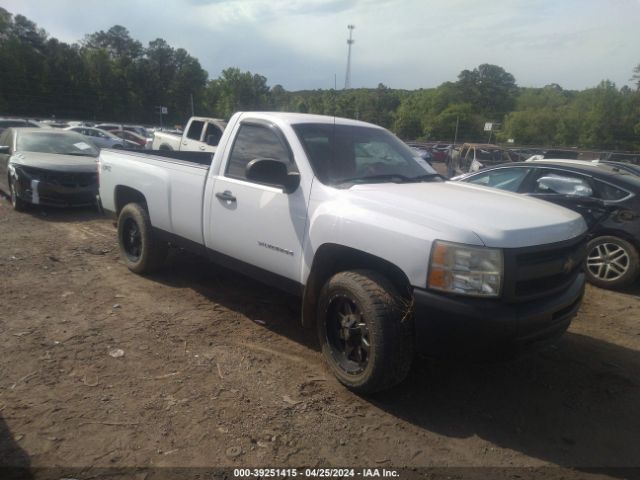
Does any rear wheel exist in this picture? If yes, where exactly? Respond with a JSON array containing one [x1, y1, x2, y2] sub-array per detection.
[[9, 177, 27, 212], [117, 203, 167, 273], [585, 236, 639, 289], [317, 270, 413, 393]]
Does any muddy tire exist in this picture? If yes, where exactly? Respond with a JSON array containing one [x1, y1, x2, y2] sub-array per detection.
[[9, 177, 27, 212], [317, 270, 414, 393], [585, 236, 639, 289], [117, 203, 167, 274]]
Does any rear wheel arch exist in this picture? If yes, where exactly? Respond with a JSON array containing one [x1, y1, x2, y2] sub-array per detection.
[[302, 243, 413, 327], [114, 185, 147, 216]]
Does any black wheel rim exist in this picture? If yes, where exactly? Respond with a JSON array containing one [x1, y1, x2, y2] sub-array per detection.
[[326, 295, 370, 375], [122, 217, 142, 261]]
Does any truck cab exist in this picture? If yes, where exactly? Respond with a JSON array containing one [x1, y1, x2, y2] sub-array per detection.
[[153, 116, 227, 152]]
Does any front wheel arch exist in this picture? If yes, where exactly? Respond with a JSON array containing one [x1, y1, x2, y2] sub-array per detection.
[[302, 243, 412, 328]]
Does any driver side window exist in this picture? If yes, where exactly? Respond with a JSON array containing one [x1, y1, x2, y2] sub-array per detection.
[[226, 124, 294, 181]]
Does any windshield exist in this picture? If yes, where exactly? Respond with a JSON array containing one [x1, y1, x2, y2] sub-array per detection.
[[293, 123, 438, 186], [17, 131, 99, 157]]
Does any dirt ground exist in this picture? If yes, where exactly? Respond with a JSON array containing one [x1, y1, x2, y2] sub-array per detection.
[[0, 195, 639, 479]]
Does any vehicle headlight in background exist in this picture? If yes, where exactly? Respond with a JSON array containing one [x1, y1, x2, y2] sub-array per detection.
[[12, 164, 44, 180], [428, 240, 503, 297]]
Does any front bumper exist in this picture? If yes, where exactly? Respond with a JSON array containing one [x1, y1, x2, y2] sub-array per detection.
[[412, 272, 585, 356], [13, 170, 98, 207]]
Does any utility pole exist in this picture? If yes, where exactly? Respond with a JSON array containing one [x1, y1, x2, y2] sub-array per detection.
[[453, 115, 459, 146], [344, 25, 355, 90]]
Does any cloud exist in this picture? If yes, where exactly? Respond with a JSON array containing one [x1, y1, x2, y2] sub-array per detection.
[[2, 0, 640, 90]]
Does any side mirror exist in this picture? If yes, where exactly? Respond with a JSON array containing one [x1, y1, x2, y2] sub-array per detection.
[[0, 146, 10, 154], [246, 158, 300, 193]]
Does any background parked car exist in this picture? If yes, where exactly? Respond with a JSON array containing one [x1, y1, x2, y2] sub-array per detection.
[[452, 159, 640, 289], [0, 128, 99, 210], [0, 118, 46, 134], [101, 128, 149, 149], [64, 126, 138, 150], [430, 143, 453, 163], [594, 160, 640, 176], [448, 143, 513, 177], [100, 130, 151, 149], [96, 124, 153, 148]]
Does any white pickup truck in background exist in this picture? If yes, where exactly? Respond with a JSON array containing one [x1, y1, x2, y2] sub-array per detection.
[[99, 112, 588, 392], [152, 116, 227, 152]]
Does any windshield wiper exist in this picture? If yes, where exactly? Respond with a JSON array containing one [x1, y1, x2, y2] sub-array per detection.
[[337, 174, 412, 185], [402, 173, 443, 183], [337, 173, 443, 186]]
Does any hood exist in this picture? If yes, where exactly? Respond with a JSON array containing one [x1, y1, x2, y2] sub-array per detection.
[[11, 151, 98, 173], [346, 181, 587, 248]]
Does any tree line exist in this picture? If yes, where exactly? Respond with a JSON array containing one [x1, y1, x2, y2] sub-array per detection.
[[1, 7, 639, 150]]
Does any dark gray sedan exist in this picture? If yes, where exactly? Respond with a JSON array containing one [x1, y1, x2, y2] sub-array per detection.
[[452, 160, 640, 289], [0, 128, 99, 210]]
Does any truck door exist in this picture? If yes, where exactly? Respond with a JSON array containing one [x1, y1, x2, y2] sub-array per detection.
[[206, 120, 307, 284]]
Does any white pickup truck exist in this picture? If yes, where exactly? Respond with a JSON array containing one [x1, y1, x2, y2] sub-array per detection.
[[152, 116, 227, 152], [99, 112, 588, 392]]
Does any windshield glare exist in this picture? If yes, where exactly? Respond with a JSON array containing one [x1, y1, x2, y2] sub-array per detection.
[[294, 123, 437, 186], [17, 131, 99, 157]]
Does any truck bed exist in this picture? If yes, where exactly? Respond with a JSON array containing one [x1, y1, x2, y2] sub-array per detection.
[[99, 149, 214, 245], [120, 149, 214, 165]]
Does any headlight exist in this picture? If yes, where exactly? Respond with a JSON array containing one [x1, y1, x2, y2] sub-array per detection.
[[13, 164, 44, 180], [428, 240, 503, 297]]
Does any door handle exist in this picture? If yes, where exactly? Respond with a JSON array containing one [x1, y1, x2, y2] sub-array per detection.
[[199, 145, 206, 151], [215, 190, 236, 202]]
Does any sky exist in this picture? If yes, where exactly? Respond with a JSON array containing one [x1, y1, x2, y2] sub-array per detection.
[[2, 0, 640, 91]]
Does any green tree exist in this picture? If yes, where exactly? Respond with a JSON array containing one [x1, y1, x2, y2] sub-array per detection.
[[456, 64, 518, 117], [208, 68, 270, 118], [632, 64, 640, 90]]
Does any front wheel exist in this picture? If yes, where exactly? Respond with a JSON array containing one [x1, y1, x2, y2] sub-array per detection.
[[317, 270, 413, 393], [117, 203, 167, 274], [585, 236, 639, 289]]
